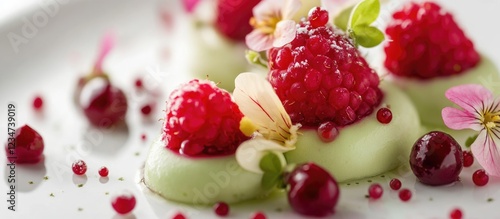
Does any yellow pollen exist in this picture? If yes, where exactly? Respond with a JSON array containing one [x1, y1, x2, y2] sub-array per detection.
[[239, 117, 258, 137], [482, 112, 500, 129], [250, 15, 281, 35]]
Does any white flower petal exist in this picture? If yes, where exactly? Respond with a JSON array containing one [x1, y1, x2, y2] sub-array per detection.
[[273, 20, 297, 48], [253, 0, 282, 21], [236, 138, 293, 174], [282, 0, 302, 20], [234, 73, 300, 147], [246, 29, 274, 52]]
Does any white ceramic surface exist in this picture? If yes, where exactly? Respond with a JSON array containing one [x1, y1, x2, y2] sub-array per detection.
[[1, 0, 500, 218]]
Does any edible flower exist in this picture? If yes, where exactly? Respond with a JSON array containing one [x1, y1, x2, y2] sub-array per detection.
[[245, 0, 301, 51], [442, 84, 500, 176], [234, 73, 301, 173]]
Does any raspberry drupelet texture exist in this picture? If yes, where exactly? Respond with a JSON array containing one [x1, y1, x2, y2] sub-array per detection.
[[384, 1, 480, 79], [163, 79, 249, 156], [215, 0, 261, 41], [268, 8, 382, 127]]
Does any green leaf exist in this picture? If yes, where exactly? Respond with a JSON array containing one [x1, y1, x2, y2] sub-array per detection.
[[349, 0, 380, 28], [465, 134, 478, 148], [334, 5, 355, 31], [261, 172, 281, 190], [245, 50, 268, 68], [352, 25, 385, 48], [259, 152, 283, 173]]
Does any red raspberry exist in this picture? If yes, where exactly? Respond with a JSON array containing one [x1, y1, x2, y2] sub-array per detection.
[[163, 79, 249, 156], [384, 2, 480, 79], [268, 9, 382, 127], [215, 0, 261, 41]]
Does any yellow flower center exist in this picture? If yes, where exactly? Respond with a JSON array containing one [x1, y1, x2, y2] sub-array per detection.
[[250, 15, 281, 35], [482, 111, 500, 130]]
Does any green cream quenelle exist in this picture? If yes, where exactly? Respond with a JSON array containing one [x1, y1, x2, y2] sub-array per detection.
[[285, 82, 422, 182], [143, 138, 267, 205], [388, 55, 500, 128]]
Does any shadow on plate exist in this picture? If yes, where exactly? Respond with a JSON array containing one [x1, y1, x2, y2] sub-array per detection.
[[80, 121, 130, 156], [4, 156, 47, 192]]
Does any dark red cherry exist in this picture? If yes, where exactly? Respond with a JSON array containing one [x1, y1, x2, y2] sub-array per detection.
[[79, 77, 128, 128], [4, 125, 44, 163], [410, 131, 463, 186], [286, 163, 339, 217]]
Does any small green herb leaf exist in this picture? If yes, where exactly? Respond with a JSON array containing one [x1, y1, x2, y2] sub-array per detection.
[[352, 25, 385, 48], [465, 134, 478, 148], [349, 0, 380, 28], [261, 172, 281, 190], [334, 5, 355, 31], [259, 152, 283, 173], [245, 50, 268, 68]]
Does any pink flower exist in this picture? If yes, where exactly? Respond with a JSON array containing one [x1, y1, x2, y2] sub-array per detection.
[[442, 84, 500, 177], [245, 0, 301, 51]]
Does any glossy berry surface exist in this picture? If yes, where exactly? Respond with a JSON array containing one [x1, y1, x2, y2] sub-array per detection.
[[376, 107, 392, 124], [385, 1, 479, 79], [111, 191, 136, 214], [213, 202, 229, 216], [308, 7, 329, 28], [98, 166, 109, 177], [5, 125, 44, 163], [462, 151, 474, 167], [287, 163, 339, 217], [389, 178, 402, 190], [33, 96, 43, 110], [250, 212, 266, 219], [410, 131, 463, 185], [215, 0, 261, 41], [368, 183, 383, 199], [398, 188, 412, 202], [268, 9, 382, 127], [317, 121, 339, 142], [79, 78, 128, 128], [450, 208, 463, 219], [472, 169, 489, 186], [163, 79, 248, 156], [72, 160, 87, 175]]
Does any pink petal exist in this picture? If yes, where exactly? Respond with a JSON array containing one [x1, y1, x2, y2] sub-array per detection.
[[253, 0, 282, 21], [94, 32, 115, 72], [445, 84, 494, 115], [273, 20, 296, 48], [471, 130, 500, 177], [246, 29, 274, 52], [442, 107, 482, 131], [282, 0, 302, 20], [182, 0, 200, 13]]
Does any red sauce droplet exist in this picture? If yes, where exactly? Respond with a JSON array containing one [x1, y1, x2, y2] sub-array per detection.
[[98, 166, 109, 177], [141, 104, 152, 116], [213, 202, 229, 216], [317, 121, 339, 142], [389, 178, 402, 190], [472, 169, 489, 186], [111, 191, 136, 214], [33, 96, 43, 110], [376, 107, 392, 124], [172, 212, 186, 219], [251, 212, 267, 219], [463, 151, 474, 167], [368, 183, 383, 199], [450, 208, 463, 219], [398, 188, 412, 202], [72, 160, 87, 175]]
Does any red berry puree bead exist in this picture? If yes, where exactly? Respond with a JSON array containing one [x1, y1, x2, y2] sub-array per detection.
[[72, 160, 87, 175], [213, 202, 229, 216], [398, 188, 412, 202], [308, 7, 329, 28], [141, 104, 152, 116], [33, 96, 43, 110], [317, 121, 339, 142], [172, 212, 186, 219], [5, 125, 44, 164], [462, 151, 474, 167], [368, 183, 383, 199], [251, 211, 266, 219], [141, 133, 147, 141], [99, 166, 109, 177], [111, 190, 136, 214], [135, 78, 143, 89], [450, 208, 463, 219], [472, 169, 489, 186], [376, 107, 392, 124], [389, 178, 402, 190]]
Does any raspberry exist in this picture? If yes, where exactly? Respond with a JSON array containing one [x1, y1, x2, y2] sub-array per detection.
[[215, 0, 261, 41], [384, 2, 480, 79], [268, 9, 382, 127], [163, 79, 248, 156]]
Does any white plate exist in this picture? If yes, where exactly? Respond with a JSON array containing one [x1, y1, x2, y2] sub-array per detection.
[[1, 0, 499, 218]]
